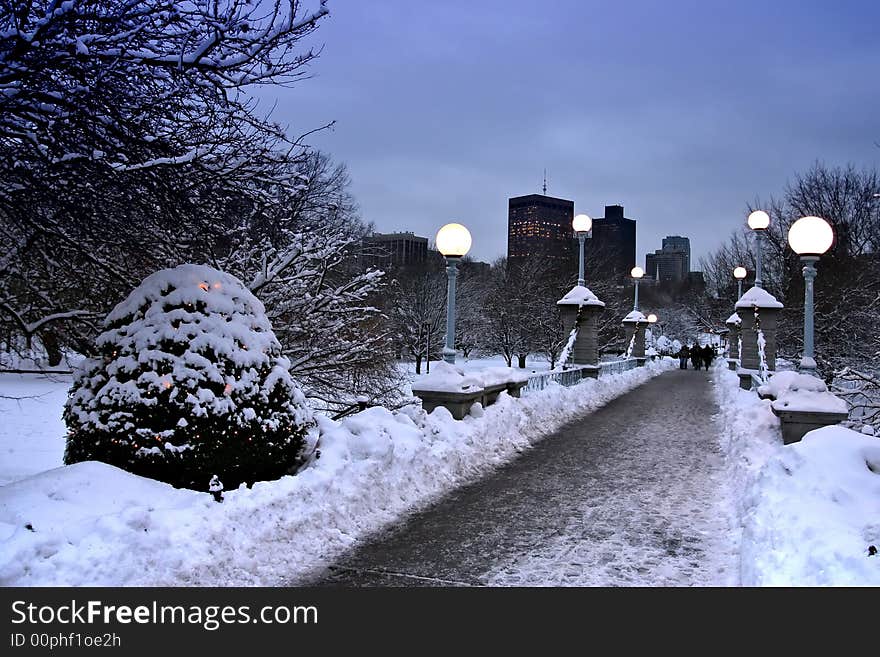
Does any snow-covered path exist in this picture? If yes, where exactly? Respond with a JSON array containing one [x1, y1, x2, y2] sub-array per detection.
[[313, 369, 739, 586]]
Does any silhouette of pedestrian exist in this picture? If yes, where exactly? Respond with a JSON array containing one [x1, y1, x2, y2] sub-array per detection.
[[701, 344, 714, 371], [678, 344, 690, 369], [690, 343, 702, 370]]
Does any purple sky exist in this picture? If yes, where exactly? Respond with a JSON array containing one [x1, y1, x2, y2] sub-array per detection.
[[260, 0, 880, 267]]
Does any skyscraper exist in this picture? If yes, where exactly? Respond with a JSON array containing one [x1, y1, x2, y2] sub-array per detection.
[[645, 235, 691, 282], [584, 205, 637, 280], [661, 235, 691, 274], [507, 194, 575, 263]]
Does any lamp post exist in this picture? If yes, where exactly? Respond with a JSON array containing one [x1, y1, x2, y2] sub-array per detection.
[[630, 266, 644, 310], [572, 213, 592, 286], [647, 313, 658, 352], [435, 222, 472, 365], [422, 321, 431, 374], [787, 215, 834, 372], [733, 266, 747, 300], [747, 210, 770, 288]]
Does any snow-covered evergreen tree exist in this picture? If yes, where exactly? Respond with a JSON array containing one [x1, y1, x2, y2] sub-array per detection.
[[64, 264, 313, 489]]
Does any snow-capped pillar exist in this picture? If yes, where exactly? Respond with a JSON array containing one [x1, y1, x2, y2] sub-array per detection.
[[557, 285, 605, 375], [726, 313, 741, 371], [735, 286, 783, 390], [622, 310, 648, 366]]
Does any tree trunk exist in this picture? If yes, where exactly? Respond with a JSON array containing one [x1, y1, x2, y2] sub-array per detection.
[[41, 330, 63, 366], [517, 354, 527, 368], [415, 355, 422, 375]]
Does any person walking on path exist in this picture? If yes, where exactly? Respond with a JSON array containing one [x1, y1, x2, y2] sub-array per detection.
[[701, 344, 714, 371], [678, 344, 690, 369], [690, 343, 703, 370]]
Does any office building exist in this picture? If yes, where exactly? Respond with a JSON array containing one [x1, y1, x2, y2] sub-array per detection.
[[507, 194, 575, 263], [584, 205, 637, 280], [662, 235, 691, 273], [644, 235, 691, 282], [361, 232, 428, 271]]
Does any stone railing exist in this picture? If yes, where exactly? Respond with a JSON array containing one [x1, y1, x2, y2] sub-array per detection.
[[750, 370, 849, 444], [413, 357, 641, 418]]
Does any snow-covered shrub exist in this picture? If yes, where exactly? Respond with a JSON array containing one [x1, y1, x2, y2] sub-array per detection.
[[655, 335, 673, 355], [64, 264, 313, 490]]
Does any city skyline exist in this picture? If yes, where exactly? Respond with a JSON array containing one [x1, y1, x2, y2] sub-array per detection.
[[259, 0, 880, 268]]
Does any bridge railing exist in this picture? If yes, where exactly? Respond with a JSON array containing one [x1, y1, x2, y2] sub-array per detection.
[[521, 358, 638, 397], [599, 358, 639, 377], [521, 366, 589, 395]]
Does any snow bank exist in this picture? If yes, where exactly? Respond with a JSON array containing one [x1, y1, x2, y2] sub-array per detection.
[[759, 371, 828, 398], [742, 427, 880, 586], [0, 361, 671, 586], [712, 365, 880, 586], [759, 371, 848, 414], [410, 360, 481, 393], [0, 374, 70, 486], [472, 366, 530, 386]]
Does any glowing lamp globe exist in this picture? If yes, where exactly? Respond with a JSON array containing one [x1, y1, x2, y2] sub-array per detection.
[[747, 210, 770, 230], [436, 223, 472, 258], [647, 313, 658, 323], [788, 216, 833, 256], [572, 213, 592, 233], [733, 266, 747, 280], [631, 266, 644, 279]]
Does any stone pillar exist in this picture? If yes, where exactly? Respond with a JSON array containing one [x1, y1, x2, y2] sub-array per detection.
[[726, 313, 741, 371], [735, 287, 783, 390], [622, 311, 647, 366], [557, 286, 605, 376]]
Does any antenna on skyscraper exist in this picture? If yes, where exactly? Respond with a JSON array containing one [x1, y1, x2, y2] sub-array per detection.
[[542, 169, 548, 195]]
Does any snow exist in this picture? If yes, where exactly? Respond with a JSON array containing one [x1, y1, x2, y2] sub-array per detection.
[[0, 349, 83, 372], [726, 312, 741, 325], [771, 392, 849, 415], [0, 362, 670, 586], [556, 285, 605, 307], [735, 286, 784, 309], [472, 366, 530, 386], [0, 374, 70, 486], [622, 310, 647, 323], [712, 365, 880, 585], [743, 426, 880, 586], [410, 361, 481, 393], [759, 371, 848, 414], [759, 370, 828, 397], [410, 361, 528, 393], [67, 263, 311, 442]]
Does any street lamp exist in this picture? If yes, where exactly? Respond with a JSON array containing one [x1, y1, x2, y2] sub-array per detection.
[[572, 213, 592, 287], [733, 266, 747, 299], [436, 222, 472, 364], [422, 321, 431, 374], [630, 266, 644, 311], [787, 215, 834, 372], [747, 210, 770, 289]]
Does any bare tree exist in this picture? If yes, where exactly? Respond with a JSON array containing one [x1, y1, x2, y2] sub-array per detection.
[[700, 162, 880, 378]]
